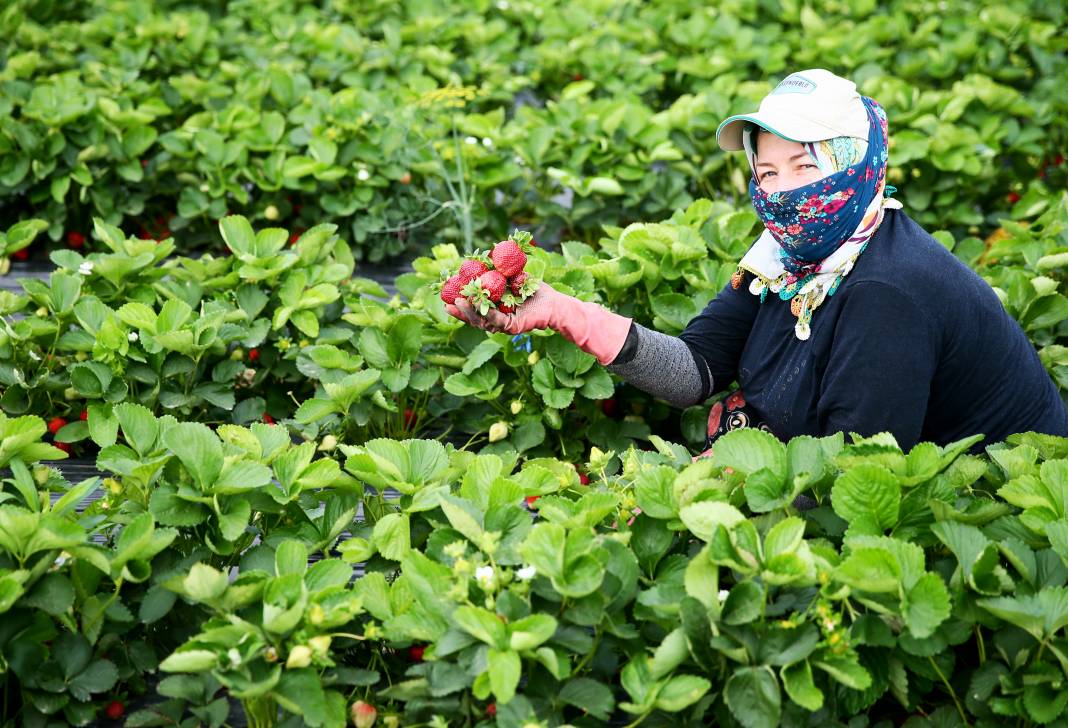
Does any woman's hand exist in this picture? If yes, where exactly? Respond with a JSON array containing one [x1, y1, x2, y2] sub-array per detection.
[[445, 283, 560, 335], [445, 282, 633, 365]]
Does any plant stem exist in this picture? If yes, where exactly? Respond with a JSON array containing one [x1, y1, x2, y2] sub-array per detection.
[[927, 655, 969, 726], [623, 709, 653, 728]]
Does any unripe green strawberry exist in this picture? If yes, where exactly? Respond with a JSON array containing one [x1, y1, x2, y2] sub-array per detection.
[[440, 275, 464, 305], [491, 240, 526, 277], [457, 259, 488, 284], [477, 270, 507, 302]]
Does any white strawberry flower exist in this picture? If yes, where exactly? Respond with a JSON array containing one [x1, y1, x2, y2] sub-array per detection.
[[475, 565, 496, 588], [464, 136, 478, 145], [718, 589, 730, 602], [482, 137, 494, 148], [356, 168, 370, 181], [78, 261, 94, 276], [516, 565, 536, 581], [128, 332, 139, 342]]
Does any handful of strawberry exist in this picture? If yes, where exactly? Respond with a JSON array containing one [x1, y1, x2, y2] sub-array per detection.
[[438, 230, 540, 315]]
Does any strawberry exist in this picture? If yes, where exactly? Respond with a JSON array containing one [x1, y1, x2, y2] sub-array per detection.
[[477, 270, 507, 302], [497, 303, 515, 314], [1007, 192, 1021, 204], [248, 348, 260, 362], [439, 275, 464, 305], [351, 701, 377, 728], [48, 417, 67, 436], [263, 413, 275, 424], [525, 495, 540, 506], [579, 473, 590, 485], [12, 248, 29, 261], [457, 259, 488, 285], [104, 700, 124, 720], [404, 408, 417, 427], [399, 172, 412, 185], [486, 703, 497, 717], [509, 271, 529, 295], [79, 409, 89, 421], [601, 398, 619, 418], [408, 645, 425, 662], [491, 240, 526, 277], [54, 442, 72, 454], [67, 232, 85, 249]]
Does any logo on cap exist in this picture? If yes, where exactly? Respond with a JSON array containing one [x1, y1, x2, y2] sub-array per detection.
[[771, 74, 817, 95]]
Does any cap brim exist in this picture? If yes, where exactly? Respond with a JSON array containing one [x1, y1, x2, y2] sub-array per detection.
[[715, 113, 855, 152]]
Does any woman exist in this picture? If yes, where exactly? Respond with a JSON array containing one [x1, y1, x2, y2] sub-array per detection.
[[447, 69, 1068, 452]]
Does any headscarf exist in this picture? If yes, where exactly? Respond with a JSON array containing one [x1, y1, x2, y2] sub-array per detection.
[[734, 97, 902, 340]]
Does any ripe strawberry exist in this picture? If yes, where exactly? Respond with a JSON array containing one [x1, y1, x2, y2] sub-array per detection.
[[486, 703, 497, 717], [525, 495, 540, 506], [54, 442, 72, 454], [404, 408, 417, 427], [457, 259, 488, 285], [248, 348, 260, 362], [290, 228, 305, 245], [79, 409, 89, 421], [1007, 192, 1021, 204], [48, 417, 67, 435], [477, 270, 507, 302], [490, 240, 526, 277], [263, 413, 275, 424], [579, 473, 590, 485], [601, 398, 619, 418], [12, 248, 29, 261], [67, 232, 85, 249], [510, 271, 529, 295], [439, 275, 464, 305], [408, 645, 425, 662], [497, 303, 515, 314], [104, 700, 124, 720]]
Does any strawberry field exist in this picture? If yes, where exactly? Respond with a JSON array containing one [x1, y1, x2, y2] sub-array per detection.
[[2, 0, 1068, 726]]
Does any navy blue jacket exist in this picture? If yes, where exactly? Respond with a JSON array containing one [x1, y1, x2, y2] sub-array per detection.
[[679, 209, 1068, 450]]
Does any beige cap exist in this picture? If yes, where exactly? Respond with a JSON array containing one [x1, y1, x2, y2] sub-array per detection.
[[716, 69, 870, 151]]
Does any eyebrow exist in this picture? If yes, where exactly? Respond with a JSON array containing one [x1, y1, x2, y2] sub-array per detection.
[[756, 153, 811, 168]]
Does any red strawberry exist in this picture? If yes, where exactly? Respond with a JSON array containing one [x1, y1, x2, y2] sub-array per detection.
[[67, 232, 85, 249], [248, 348, 260, 362], [486, 703, 497, 717], [497, 303, 515, 314], [1007, 192, 1021, 204], [601, 398, 619, 418], [12, 248, 29, 261], [263, 413, 275, 424], [440, 275, 464, 305], [404, 408, 417, 427], [510, 271, 529, 295], [140, 159, 149, 168], [477, 270, 507, 302], [579, 473, 590, 485], [457, 259, 488, 285], [54, 442, 72, 454], [290, 228, 305, 245], [104, 700, 124, 720], [525, 495, 540, 506], [48, 417, 67, 435], [490, 240, 526, 277], [408, 645, 425, 662], [79, 409, 89, 421]]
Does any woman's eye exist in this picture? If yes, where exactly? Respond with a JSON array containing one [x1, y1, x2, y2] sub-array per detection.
[[760, 171, 776, 180]]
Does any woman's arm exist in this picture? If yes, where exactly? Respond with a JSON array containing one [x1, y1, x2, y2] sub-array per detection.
[[606, 323, 711, 409]]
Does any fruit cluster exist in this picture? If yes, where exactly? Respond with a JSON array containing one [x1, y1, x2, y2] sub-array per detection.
[[438, 230, 539, 315]]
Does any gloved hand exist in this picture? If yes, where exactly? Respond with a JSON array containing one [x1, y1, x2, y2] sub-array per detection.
[[445, 283, 632, 365]]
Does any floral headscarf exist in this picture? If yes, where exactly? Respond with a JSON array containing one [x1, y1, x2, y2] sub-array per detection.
[[733, 97, 902, 340]]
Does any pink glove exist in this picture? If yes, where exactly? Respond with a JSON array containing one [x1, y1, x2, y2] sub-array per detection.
[[445, 283, 632, 366]]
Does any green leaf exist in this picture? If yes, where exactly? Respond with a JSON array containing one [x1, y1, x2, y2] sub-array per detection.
[[633, 466, 678, 519], [813, 654, 872, 690], [453, 606, 507, 648], [655, 674, 711, 712], [781, 661, 823, 711], [902, 572, 952, 639], [487, 648, 521, 704], [831, 463, 900, 533], [159, 648, 217, 673], [714, 429, 787, 480], [274, 668, 327, 727], [372, 513, 410, 561], [725, 666, 781, 728], [508, 614, 557, 652], [722, 581, 764, 625], [180, 563, 229, 602], [558, 678, 615, 721], [161, 423, 223, 491], [679, 501, 745, 542], [68, 660, 118, 701]]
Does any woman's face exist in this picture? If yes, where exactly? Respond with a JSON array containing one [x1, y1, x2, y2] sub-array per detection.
[[753, 131, 825, 193]]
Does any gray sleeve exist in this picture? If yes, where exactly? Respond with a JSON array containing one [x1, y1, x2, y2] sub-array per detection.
[[606, 323, 712, 409]]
